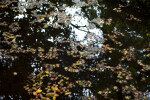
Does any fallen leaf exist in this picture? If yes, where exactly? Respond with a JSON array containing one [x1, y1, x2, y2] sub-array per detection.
[[13, 72, 17, 75], [98, 91, 102, 94], [46, 93, 55, 97], [9, 36, 15, 38], [103, 45, 111, 50], [45, 71, 50, 74], [79, 82, 83, 85], [65, 92, 71, 95], [40, 15, 45, 19], [124, 50, 128, 55], [0, 5, 7, 8], [36, 89, 42, 93]]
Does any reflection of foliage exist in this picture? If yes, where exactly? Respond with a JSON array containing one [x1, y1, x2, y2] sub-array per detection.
[[0, 0, 150, 100]]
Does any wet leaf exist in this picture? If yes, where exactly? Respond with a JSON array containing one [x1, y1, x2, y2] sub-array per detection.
[[79, 82, 83, 85], [146, 67, 150, 70], [98, 91, 102, 94], [33, 92, 37, 95], [103, 45, 111, 50], [0, 5, 7, 8], [53, 96, 56, 100], [13, 72, 17, 75], [9, 36, 15, 38], [36, 89, 42, 93], [75, 62, 80, 66], [124, 50, 128, 55], [46, 93, 55, 97], [40, 15, 45, 19], [45, 71, 50, 74], [65, 92, 71, 95]]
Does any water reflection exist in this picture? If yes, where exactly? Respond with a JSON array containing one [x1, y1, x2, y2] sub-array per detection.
[[0, 0, 150, 100]]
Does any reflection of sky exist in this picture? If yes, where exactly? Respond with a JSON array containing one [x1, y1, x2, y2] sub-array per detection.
[[12, 0, 104, 70], [82, 88, 93, 97], [15, 0, 103, 47], [65, 6, 103, 46]]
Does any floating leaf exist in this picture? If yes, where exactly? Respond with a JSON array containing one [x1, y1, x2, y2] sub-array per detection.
[[33, 92, 37, 95], [46, 14, 50, 17], [9, 36, 15, 38], [103, 45, 111, 50], [122, 73, 126, 76], [56, 88, 61, 93], [79, 82, 83, 85], [45, 71, 50, 74], [146, 33, 150, 36], [53, 96, 56, 100], [39, 15, 45, 19], [13, 72, 17, 75], [75, 62, 80, 66], [46, 93, 55, 97], [146, 67, 150, 70], [98, 91, 102, 94], [65, 92, 71, 95], [51, 86, 58, 91], [124, 50, 128, 55], [0, 5, 7, 8], [146, 54, 150, 57], [36, 89, 42, 93]]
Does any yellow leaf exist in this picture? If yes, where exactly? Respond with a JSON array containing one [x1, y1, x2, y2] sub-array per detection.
[[56, 89, 61, 93], [33, 92, 37, 95], [75, 62, 80, 66], [53, 96, 56, 100], [0, 5, 7, 8], [143, 96, 147, 99], [122, 73, 126, 76], [65, 92, 71, 95], [9, 36, 15, 38], [51, 86, 58, 91], [98, 91, 102, 94], [46, 14, 50, 17], [36, 89, 42, 93], [13, 72, 17, 75], [124, 50, 128, 54], [146, 33, 150, 36], [103, 45, 111, 50], [40, 15, 45, 19], [55, 94, 59, 96], [132, 87, 136, 90], [37, 71, 43, 77], [45, 71, 50, 74]]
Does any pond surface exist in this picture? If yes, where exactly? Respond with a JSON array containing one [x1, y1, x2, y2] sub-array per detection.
[[0, 0, 150, 100]]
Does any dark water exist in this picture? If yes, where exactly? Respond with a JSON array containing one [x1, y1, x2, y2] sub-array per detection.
[[0, 0, 150, 100]]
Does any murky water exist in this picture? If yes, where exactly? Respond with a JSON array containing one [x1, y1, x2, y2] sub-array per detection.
[[0, 0, 150, 100]]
